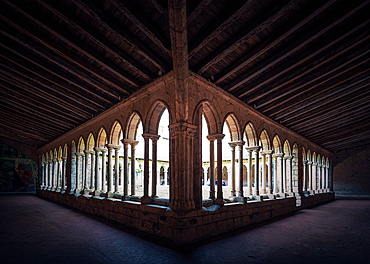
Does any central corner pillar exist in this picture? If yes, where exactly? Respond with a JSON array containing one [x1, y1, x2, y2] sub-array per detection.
[[169, 122, 198, 211]]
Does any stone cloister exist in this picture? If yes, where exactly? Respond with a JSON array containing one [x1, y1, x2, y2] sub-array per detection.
[[37, 72, 334, 244]]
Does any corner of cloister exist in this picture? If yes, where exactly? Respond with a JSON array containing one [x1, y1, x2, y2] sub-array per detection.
[[37, 71, 335, 244]]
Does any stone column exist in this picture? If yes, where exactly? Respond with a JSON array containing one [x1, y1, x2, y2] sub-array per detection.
[[149, 135, 160, 198], [312, 162, 317, 194], [114, 146, 121, 194], [266, 151, 273, 197], [321, 164, 325, 193], [206, 136, 216, 200], [318, 163, 322, 193], [56, 158, 61, 191], [282, 156, 287, 195], [90, 151, 95, 191], [81, 153, 86, 193], [168, 122, 198, 211], [141, 135, 151, 204], [101, 148, 107, 193], [75, 153, 81, 193], [83, 150, 90, 193], [106, 145, 114, 197], [53, 158, 58, 191], [93, 147, 101, 196], [41, 162, 45, 189], [287, 156, 294, 195], [303, 160, 307, 192], [260, 152, 267, 195], [120, 141, 129, 198], [325, 165, 329, 192], [129, 141, 138, 196], [252, 147, 260, 197], [215, 134, 225, 205], [237, 141, 245, 199], [61, 157, 67, 191], [276, 153, 284, 196], [307, 161, 312, 193], [246, 148, 253, 196], [229, 143, 236, 197]]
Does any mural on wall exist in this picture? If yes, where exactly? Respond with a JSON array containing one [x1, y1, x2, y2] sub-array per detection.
[[0, 143, 38, 192]]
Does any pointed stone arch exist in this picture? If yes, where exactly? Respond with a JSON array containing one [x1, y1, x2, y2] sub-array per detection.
[[283, 140, 291, 155], [302, 146, 306, 160], [126, 112, 143, 140], [223, 113, 240, 141], [58, 146, 63, 159], [259, 129, 271, 151], [146, 100, 171, 135], [193, 100, 219, 135], [63, 143, 68, 158], [312, 152, 316, 162], [307, 149, 311, 162], [272, 135, 282, 153], [110, 120, 123, 145], [77, 137, 85, 153], [86, 133, 95, 151], [71, 140, 77, 153], [322, 155, 326, 166], [245, 122, 257, 147], [97, 127, 108, 148]]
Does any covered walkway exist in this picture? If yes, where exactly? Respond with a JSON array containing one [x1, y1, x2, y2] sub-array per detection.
[[0, 194, 369, 264]]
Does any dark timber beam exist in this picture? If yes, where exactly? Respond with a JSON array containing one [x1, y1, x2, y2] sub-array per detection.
[[109, 0, 171, 56], [228, 1, 369, 94]]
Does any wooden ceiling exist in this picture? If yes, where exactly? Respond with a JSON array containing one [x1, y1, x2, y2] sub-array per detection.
[[0, 0, 369, 154]]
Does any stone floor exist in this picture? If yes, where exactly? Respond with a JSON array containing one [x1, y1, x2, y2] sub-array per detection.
[[0, 194, 369, 264]]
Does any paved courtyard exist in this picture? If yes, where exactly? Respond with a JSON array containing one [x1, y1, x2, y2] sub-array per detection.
[[0, 194, 369, 264]]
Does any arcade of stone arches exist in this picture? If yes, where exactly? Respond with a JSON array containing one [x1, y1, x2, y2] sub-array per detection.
[[39, 100, 332, 207]]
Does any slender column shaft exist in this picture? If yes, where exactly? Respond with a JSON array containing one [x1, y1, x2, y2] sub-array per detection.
[[312, 163, 317, 192], [84, 151, 89, 190], [41, 163, 44, 188], [101, 149, 107, 192], [326, 165, 329, 191], [122, 143, 129, 196], [278, 155, 284, 194], [54, 159, 58, 190], [303, 160, 307, 192], [261, 152, 266, 195], [81, 154, 86, 191], [56, 158, 61, 190], [267, 152, 273, 195], [237, 142, 245, 197], [288, 156, 293, 193], [151, 137, 160, 197], [94, 148, 101, 192], [114, 148, 120, 193], [253, 148, 260, 196], [143, 136, 150, 199], [282, 157, 287, 193], [321, 165, 325, 192], [75, 154, 80, 192], [130, 143, 137, 195], [229, 143, 236, 197], [90, 152, 95, 190], [308, 162, 312, 191], [62, 157, 67, 190], [247, 150, 253, 196], [273, 156, 278, 194], [318, 164, 322, 191], [106, 146, 113, 193], [208, 138, 215, 200], [216, 136, 224, 200]]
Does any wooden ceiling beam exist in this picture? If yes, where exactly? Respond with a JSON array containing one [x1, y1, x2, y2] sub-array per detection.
[[2, 0, 140, 89], [0, 14, 129, 98], [0, 123, 51, 143], [322, 130, 370, 149], [0, 86, 83, 124], [240, 20, 370, 101], [189, 0, 257, 59], [0, 37, 113, 108], [0, 62, 106, 113], [257, 47, 370, 113], [109, 0, 171, 56], [272, 73, 370, 122], [227, 1, 368, 93], [198, 0, 332, 75], [261, 56, 370, 115], [74, 0, 168, 73], [36, 0, 153, 81], [313, 123, 370, 143], [187, 0, 213, 25], [0, 131, 43, 147]]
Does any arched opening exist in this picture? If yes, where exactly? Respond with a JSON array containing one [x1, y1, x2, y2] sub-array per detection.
[[156, 108, 170, 198], [110, 121, 123, 194], [292, 144, 299, 193], [97, 128, 108, 193], [71, 141, 76, 191], [244, 123, 257, 197], [272, 135, 282, 194]]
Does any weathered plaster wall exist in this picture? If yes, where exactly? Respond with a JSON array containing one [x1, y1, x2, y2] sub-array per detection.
[[333, 145, 370, 196]]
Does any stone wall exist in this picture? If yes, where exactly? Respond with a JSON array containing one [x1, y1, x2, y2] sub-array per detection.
[[333, 145, 370, 196], [37, 190, 334, 245]]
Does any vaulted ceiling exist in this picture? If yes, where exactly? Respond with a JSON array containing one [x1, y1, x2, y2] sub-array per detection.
[[0, 0, 369, 153]]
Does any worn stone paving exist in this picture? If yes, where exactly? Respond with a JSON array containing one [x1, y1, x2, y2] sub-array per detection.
[[0, 194, 369, 264]]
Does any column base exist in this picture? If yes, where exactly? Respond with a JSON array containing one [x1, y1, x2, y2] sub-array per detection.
[[141, 196, 152, 204], [235, 196, 244, 202], [122, 195, 131, 201], [244, 195, 255, 202], [287, 192, 295, 197], [252, 195, 262, 201], [113, 192, 123, 199], [93, 190, 101, 196], [230, 190, 236, 197], [266, 194, 275, 199], [214, 197, 224, 205], [74, 188, 82, 194], [107, 192, 114, 198]]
